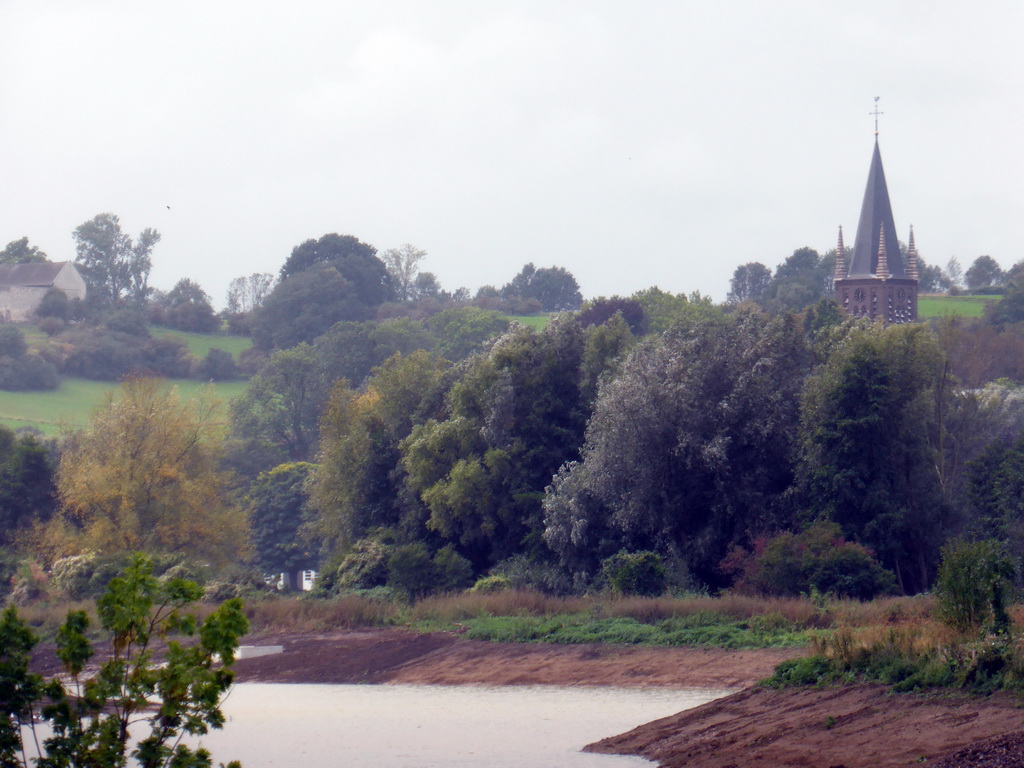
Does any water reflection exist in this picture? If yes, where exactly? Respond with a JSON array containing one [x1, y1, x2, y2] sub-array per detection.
[[196, 683, 731, 768]]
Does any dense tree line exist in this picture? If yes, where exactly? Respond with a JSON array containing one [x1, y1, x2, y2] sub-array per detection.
[[8, 222, 1024, 603]]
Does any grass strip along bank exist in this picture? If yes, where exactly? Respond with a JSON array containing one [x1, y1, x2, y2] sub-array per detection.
[[767, 542, 1024, 696], [236, 591, 942, 651], [767, 613, 1024, 696], [449, 612, 810, 649]]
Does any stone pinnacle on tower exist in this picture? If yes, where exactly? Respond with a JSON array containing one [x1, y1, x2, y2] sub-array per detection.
[[907, 225, 919, 281], [876, 225, 890, 280], [835, 226, 847, 280]]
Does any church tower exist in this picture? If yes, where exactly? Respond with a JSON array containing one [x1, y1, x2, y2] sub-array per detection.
[[834, 136, 918, 323]]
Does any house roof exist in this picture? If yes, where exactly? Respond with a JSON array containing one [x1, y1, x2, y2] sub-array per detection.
[[0, 261, 70, 288], [848, 140, 909, 279]]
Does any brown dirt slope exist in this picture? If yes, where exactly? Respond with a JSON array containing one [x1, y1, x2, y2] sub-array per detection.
[[586, 684, 1024, 768], [230, 628, 801, 687]]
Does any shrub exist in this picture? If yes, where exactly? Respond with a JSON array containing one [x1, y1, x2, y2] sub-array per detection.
[[935, 538, 1016, 635], [335, 538, 393, 591], [810, 546, 896, 601], [237, 346, 268, 376], [601, 550, 667, 596], [60, 330, 144, 379], [576, 297, 646, 334], [35, 288, 69, 320], [7, 561, 49, 605], [0, 325, 28, 357], [0, 549, 22, 603], [725, 523, 896, 601], [36, 316, 65, 336], [387, 542, 436, 598], [104, 307, 151, 337], [433, 545, 474, 592], [490, 554, 573, 595], [0, 353, 59, 391], [139, 336, 192, 377], [49, 552, 99, 599], [163, 301, 220, 333], [224, 311, 252, 336], [764, 655, 835, 688], [470, 575, 513, 593], [194, 348, 239, 381]]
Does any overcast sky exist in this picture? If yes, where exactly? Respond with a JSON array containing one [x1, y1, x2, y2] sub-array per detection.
[[2, 0, 1023, 307]]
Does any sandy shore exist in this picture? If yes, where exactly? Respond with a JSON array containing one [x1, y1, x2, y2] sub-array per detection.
[[587, 683, 1024, 768], [31, 628, 1024, 767], [230, 628, 800, 687]]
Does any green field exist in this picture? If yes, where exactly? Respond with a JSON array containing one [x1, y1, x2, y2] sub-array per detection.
[[917, 294, 1000, 319], [506, 314, 550, 331], [21, 324, 252, 361], [0, 378, 249, 436], [149, 327, 252, 360]]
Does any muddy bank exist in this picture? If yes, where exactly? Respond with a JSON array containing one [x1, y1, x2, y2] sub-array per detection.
[[587, 683, 1024, 768], [33, 628, 1024, 766], [230, 628, 799, 687]]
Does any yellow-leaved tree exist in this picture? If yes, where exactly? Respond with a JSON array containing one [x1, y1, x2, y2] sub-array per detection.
[[48, 377, 249, 565]]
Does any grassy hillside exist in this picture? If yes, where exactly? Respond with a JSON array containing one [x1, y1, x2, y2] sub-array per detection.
[[0, 378, 248, 436], [506, 314, 550, 331], [148, 326, 252, 360], [21, 324, 251, 361], [917, 294, 1000, 319]]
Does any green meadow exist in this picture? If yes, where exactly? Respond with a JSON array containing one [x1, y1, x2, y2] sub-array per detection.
[[0, 378, 248, 436], [506, 314, 550, 331], [917, 293, 1000, 319], [150, 326, 252, 359]]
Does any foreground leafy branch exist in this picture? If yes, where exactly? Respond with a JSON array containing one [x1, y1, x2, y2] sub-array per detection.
[[0, 554, 247, 768]]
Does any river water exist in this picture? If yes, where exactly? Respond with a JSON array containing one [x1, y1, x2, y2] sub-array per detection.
[[189, 683, 732, 767]]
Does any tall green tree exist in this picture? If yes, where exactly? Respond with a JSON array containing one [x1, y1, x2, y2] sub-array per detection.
[[401, 318, 591, 570], [250, 266, 365, 350], [501, 263, 582, 312], [965, 255, 1005, 290], [799, 323, 948, 592], [965, 425, 1024, 564], [225, 272, 275, 314], [766, 247, 834, 311], [155, 278, 219, 333], [427, 307, 509, 361], [381, 244, 427, 302], [252, 233, 392, 349], [315, 318, 436, 388], [727, 262, 771, 304], [248, 463, 317, 590], [310, 351, 449, 553], [0, 428, 57, 547], [230, 344, 329, 461], [279, 233, 382, 285], [0, 237, 47, 264], [72, 213, 159, 306], [544, 308, 808, 585]]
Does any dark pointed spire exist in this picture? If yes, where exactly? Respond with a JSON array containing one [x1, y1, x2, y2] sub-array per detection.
[[848, 139, 907, 278], [834, 226, 847, 280]]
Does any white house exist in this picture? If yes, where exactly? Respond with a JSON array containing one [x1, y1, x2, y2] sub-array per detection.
[[0, 262, 87, 321]]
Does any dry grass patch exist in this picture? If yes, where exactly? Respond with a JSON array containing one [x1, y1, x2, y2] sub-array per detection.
[[245, 595, 399, 635], [409, 591, 588, 622]]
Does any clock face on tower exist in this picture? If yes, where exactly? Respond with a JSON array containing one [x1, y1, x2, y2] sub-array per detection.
[[854, 288, 866, 302]]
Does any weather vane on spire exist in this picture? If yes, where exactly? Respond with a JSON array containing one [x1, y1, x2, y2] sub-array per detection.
[[870, 96, 883, 136]]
